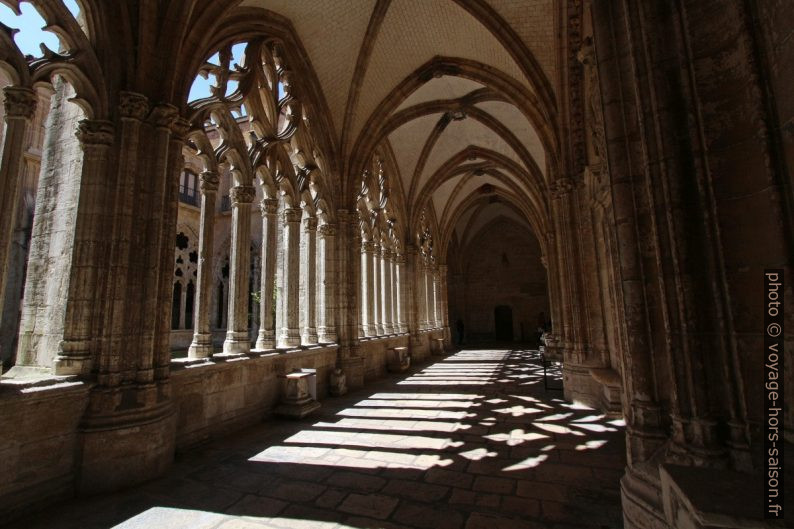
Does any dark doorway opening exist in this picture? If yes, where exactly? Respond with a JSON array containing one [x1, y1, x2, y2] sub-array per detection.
[[494, 305, 513, 341]]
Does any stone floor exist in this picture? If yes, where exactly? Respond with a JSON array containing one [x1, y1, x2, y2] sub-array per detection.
[[7, 347, 627, 529]]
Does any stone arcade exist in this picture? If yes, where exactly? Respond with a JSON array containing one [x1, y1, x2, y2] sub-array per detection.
[[0, 1, 791, 528]]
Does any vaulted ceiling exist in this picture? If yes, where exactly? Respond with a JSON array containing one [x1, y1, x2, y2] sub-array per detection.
[[239, 0, 560, 257]]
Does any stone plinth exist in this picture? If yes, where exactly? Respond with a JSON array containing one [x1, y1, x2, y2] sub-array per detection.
[[590, 367, 623, 416], [431, 337, 446, 356], [329, 368, 347, 396], [386, 346, 410, 373], [341, 356, 364, 389], [275, 370, 321, 419]]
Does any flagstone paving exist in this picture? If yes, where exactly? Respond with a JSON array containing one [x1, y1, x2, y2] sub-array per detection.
[[6, 348, 626, 529]]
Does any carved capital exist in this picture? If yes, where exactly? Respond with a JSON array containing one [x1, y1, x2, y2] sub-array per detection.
[[550, 177, 574, 199], [170, 117, 190, 141], [229, 185, 256, 206], [395, 253, 406, 264], [3, 86, 36, 119], [362, 241, 376, 253], [118, 91, 149, 121], [318, 223, 336, 237], [148, 103, 178, 129], [76, 119, 114, 147], [283, 207, 302, 224], [199, 171, 220, 193], [303, 215, 318, 231], [261, 198, 279, 216]]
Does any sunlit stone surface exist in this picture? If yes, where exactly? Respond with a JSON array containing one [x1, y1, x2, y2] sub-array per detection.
[[8, 348, 626, 529]]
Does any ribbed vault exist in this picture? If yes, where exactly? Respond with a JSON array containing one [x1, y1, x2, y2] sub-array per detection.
[[233, 0, 560, 260]]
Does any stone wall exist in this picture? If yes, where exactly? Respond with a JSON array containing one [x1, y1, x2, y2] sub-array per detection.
[[357, 334, 411, 383], [449, 219, 549, 343], [0, 380, 89, 524], [0, 337, 409, 523], [171, 346, 338, 450]]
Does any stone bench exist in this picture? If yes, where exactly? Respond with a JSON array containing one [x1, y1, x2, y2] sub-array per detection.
[[431, 337, 446, 356], [386, 346, 410, 373], [274, 368, 321, 418]]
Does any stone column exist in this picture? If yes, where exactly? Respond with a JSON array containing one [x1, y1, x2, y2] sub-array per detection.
[[439, 264, 451, 345], [53, 120, 114, 375], [318, 223, 337, 343], [396, 254, 407, 333], [278, 207, 301, 348], [373, 245, 384, 335], [178, 285, 187, 329], [382, 250, 394, 334], [0, 87, 36, 325], [251, 254, 260, 335], [432, 267, 441, 328], [188, 171, 219, 358], [405, 244, 422, 345], [390, 255, 399, 332], [362, 241, 376, 336], [222, 184, 255, 355], [300, 215, 318, 345], [358, 237, 366, 338], [422, 264, 432, 330], [254, 198, 278, 350]]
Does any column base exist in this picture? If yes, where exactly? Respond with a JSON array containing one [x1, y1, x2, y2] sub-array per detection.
[[255, 330, 275, 351], [562, 362, 601, 409], [318, 328, 338, 344], [621, 464, 666, 529], [340, 356, 364, 389], [78, 384, 175, 495], [301, 329, 318, 345], [53, 352, 92, 376], [223, 331, 250, 355], [188, 334, 213, 359], [277, 328, 301, 348], [329, 368, 347, 396]]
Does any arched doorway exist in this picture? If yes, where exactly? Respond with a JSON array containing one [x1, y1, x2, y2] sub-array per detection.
[[494, 305, 513, 341]]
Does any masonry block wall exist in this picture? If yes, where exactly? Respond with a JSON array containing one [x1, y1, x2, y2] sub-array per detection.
[[449, 218, 549, 343]]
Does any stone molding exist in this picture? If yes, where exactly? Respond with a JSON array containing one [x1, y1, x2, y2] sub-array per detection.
[[318, 223, 336, 237], [229, 185, 256, 206], [118, 91, 149, 121], [283, 207, 302, 224], [303, 215, 318, 231], [199, 171, 220, 193], [3, 86, 37, 119], [76, 119, 114, 147], [260, 198, 279, 215]]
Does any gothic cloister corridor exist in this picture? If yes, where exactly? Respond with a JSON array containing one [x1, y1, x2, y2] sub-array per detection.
[[0, 1, 791, 527], [7, 348, 625, 529]]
